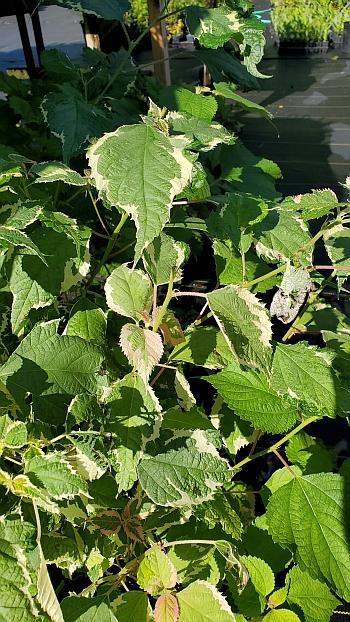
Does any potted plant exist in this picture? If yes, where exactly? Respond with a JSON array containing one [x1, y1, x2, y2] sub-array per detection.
[[271, 0, 333, 55], [329, 0, 350, 47]]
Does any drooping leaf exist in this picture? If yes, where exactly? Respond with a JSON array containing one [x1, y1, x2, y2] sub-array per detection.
[[271, 342, 350, 417], [88, 124, 192, 261], [120, 323, 163, 382], [42, 88, 112, 162], [285, 432, 335, 474], [138, 435, 231, 507], [266, 473, 350, 600], [270, 264, 312, 324], [286, 565, 340, 622], [177, 580, 237, 621], [37, 554, 64, 622], [207, 285, 272, 371], [214, 82, 272, 119], [137, 546, 177, 596], [31, 161, 87, 186], [105, 264, 153, 322], [208, 363, 297, 433]]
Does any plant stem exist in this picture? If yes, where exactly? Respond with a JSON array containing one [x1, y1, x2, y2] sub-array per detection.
[[233, 416, 320, 471], [172, 291, 207, 298], [87, 211, 128, 287], [88, 187, 110, 234], [153, 270, 175, 332], [162, 539, 219, 549], [243, 264, 286, 289]]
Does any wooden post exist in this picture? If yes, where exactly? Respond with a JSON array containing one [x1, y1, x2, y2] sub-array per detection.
[[83, 14, 101, 50], [147, 0, 171, 85]]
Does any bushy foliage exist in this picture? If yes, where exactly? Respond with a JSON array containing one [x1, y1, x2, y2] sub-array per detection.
[[272, 0, 350, 41], [0, 0, 349, 621]]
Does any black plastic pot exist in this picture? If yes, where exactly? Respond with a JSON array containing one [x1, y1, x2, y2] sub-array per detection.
[[343, 21, 350, 55], [278, 39, 329, 56]]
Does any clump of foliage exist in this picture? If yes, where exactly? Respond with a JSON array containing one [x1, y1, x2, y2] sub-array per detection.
[[272, 0, 350, 42], [0, 0, 349, 621]]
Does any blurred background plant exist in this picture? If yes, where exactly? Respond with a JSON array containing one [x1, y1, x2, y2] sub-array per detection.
[[272, 0, 350, 42]]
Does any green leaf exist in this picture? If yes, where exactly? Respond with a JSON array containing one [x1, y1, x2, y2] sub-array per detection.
[[177, 580, 237, 621], [271, 342, 350, 417], [212, 239, 278, 293], [0, 415, 27, 451], [263, 611, 301, 622], [61, 596, 118, 622], [154, 593, 179, 622], [120, 323, 163, 382], [322, 330, 350, 377], [186, 6, 241, 49], [324, 224, 350, 285], [25, 451, 88, 499], [143, 232, 186, 285], [168, 112, 234, 152], [42, 89, 112, 162], [105, 264, 153, 322], [111, 592, 149, 621], [137, 546, 177, 596], [41, 48, 81, 81], [31, 161, 87, 186], [54, 0, 129, 20], [0, 537, 37, 621], [281, 189, 338, 221], [0, 225, 46, 263], [88, 124, 192, 261], [287, 565, 340, 622], [214, 82, 272, 119], [207, 363, 297, 433], [37, 554, 65, 622], [207, 285, 272, 371], [254, 210, 311, 264], [286, 432, 335, 474], [138, 435, 230, 507], [197, 48, 259, 90], [194, 489, 243, 540], [240, 555, 274, 597], [9, 223, 90, 334], [106, 372, 161, 492], [159, 85, 217, 122], [171, 326, 234, 370], [266, 473, 350, 600], [66, 298, 107, 345], [239, 18, 267, 78], [0, 320, 103, 422]]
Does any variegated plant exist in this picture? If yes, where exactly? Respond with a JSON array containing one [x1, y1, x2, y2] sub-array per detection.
[[0, 0, 349, 621]]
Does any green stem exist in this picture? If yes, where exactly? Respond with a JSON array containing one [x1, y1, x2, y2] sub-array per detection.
[[281, 270, 335, 342], [53, 181, 61, 209], [87, 212, 129, 287], [88, 187, 110, 234], [233, 416, 320, 471], [153, 269, 175, 332], [243, 264, 286, 289]]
